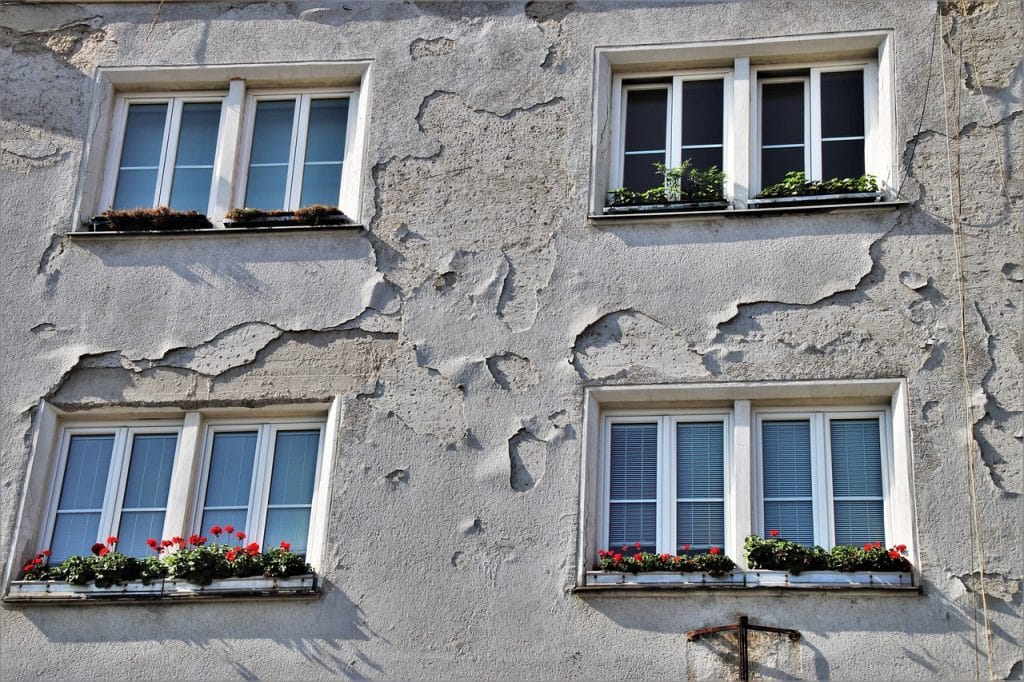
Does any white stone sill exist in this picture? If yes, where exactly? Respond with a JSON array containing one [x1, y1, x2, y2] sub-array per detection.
[[68, 224, 365, 239], [576, 570, 918, 595], [3, 574, 319, 605], [589, 200, 909, 224]]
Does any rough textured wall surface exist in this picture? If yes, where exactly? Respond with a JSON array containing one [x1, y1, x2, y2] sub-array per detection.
[[0, 1, 1021, 680]]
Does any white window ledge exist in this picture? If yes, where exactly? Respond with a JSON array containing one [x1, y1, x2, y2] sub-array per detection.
[[589, 199, 908, 224], [3, 574, 318, 605], [67, 223, 366, 240], [578, 570, 917, 594]]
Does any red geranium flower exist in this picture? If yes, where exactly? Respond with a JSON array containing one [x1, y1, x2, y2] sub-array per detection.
[[874, 541, 882, 549], [682, 544, 691, 551], [769, 529, 780, 537], [236, 531, 246, 541], [172, 536, 185, 546], [710, 547, 721, 555], [633, 553, 643, 561], [620, 545, 628, 553], [106, 536, 118, 546], [225, 549, 237, 561], [41, 549, 52, 557], [613, 553, 622, 562], [91, 542, 105, 555], [98, 546, 110, 556], [210, 525, 223, 536], [224, 525, 234, 534], [161, 539, 173, 548], [660, 553, 670, 561], [888, 550, 900, 559], [279, 541, 291, 552], [896, 544, 907, 553], [863, 543, 873, 552], [598, 549, 607, 558], [634, 541, 642, 549], [245, 542, 260, 556]]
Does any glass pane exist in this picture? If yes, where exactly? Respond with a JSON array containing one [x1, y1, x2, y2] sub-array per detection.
[[58, 435, 114, 510], [608, 502, 656, 553], [201, 509, 248, 538], [169, 167, 216, 212], [834, 500, 885, 546], [113, 168, 159, 210], [677, 501, 724, 549], [244, 166, 288, 209], [175, 102, 221, 165], [830, 419, 883, 497], [761, 81, 805, 145], [122, 434, 177, 508], [50, 512, 101, 564], [761, 147, 804, 188], [609, 423, 658, 500], [822, 139, 865, 181], [117, 511, 166, 557], [249, 100, 295, 164], [264, 508, 311, 553], [304, 98, 348, 163], [677, 422, 724, 498], [204, 432, 257, 507], [622, 153, 664, 193], [681, 79, 724, 146], [763, 501, 815, 546], [821, 71, 864, 138], [624, 88, 668, 152], [679, 147, 723, 175], [269, 430, 320, 505], [299, 163, 343, 208], [119, 103, 167, 167], [762, 421, 812, 497]]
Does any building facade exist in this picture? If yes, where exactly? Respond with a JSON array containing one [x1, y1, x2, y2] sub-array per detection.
[[1, 0, 1021, 679]]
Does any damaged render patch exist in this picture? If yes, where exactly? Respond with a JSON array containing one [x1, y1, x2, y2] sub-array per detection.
[[957, 571, 1023, 604], [486, 352, 538, 393], [508, 427, 546, 492], [410, 36, 455, 59]]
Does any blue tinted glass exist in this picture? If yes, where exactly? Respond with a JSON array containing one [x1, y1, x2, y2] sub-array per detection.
[[58, 435, 114, 510], [119, 103, 167, 167], [201, 509, 248, 537], [304, 98, 348, 163], [244, 165, 288, 209], [117, 511, 166, 558], [269, 431, 319, 505], [264, 509, 311, 553], [122, 434, 177, 508], [175, 102, 221, 165], [113, 168, 159, 210], [299, 163, 343, 207], [50, 512, 101, 564], [169, 167, 215, 212], [204, 432, 257, 507], [249, 100, 295, 165]]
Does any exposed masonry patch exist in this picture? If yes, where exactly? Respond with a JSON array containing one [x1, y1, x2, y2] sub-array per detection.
[[957, 571, 1023, 604], [134, 322, 284, 376], [410, 36, 455, 59], [498, 239, 556, 331], [1006, 660, 1023, 681], [508, 428, 545, 493], [485, 352, 538, 393], [572, 309, 708, 382], [1003, 263, 1024, 282], [385, 468, 409, 489], [900, 270, 931, 290]]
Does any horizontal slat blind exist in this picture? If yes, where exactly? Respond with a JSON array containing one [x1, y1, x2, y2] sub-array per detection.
[[677, 422, 724, 550], [608, 423, 658, 552], [762, 420, 815, 546], [831, 418, 885, 545]]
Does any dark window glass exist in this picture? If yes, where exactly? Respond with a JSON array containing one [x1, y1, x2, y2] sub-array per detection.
[[623, 89, 668, 152], [622, 153, 664, 192], [761, 81, 805, 146], [822, 139, 865, 180], [761, 148, 805, 188], [680, 79, 724, 146], [821, 71, 864, 138], [680, 148, 723, 174]]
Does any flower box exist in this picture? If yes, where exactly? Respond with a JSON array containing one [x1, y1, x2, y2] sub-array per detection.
[[584, 570, 742, 586], [223, 209, 350, 229], [91, 210, 213, 232], [746, 191, 884, 208], [746, 570, 913, 587], [4, 574, 317, 603], [603, 200, 730, 215]]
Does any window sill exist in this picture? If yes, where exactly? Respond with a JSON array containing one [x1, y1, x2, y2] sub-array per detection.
[[589, 199, 908, 224], [577, 570, 917, 594], [3, 574, 319, 605], [68, 224, 365, 239]]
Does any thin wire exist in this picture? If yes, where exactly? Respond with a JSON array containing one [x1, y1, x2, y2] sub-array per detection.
[[896, 16, 939, 199]]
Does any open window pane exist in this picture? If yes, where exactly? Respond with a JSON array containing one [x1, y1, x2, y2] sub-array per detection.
[[245, 100, 295, 209], [168, 102, 221, 212]]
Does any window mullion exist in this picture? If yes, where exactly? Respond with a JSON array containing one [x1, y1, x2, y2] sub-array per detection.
[[661, 416, 675, 555], [250, 424, 275, 548], [808, 72, 821, 180], [811, 413, 831, 547], [286, 96, 309, 210], [669, 77, 683, 169], [152, 100, 177, 208], [165, 412, 203, 541], [210, 79, 246, 222], [157, 99, 185, 206], [98, 428, 130, 543]]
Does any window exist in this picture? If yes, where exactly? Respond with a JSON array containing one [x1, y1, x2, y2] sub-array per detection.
[[84, 62, 369, 226], [580, 380, 916, 580], [32, 410, 333, 568], [593, 32, 895, 212]]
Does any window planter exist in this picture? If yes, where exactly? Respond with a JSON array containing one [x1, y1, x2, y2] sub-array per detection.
[[748, 570, 913, 586], [747, 191, 885, 208], [603, 200, 730, 215], [223, 209, 351, 229], [583, 569, 912, 588], [4, 574, 317, 604], [90, 210, 213, 232], [585, 571, 744, 586]]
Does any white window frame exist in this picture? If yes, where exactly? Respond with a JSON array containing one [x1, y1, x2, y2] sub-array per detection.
[[234, 88, 361, 213], [578, 379, 917, 583], [598, 411, 733, 556], [610, 69, 734, 200], [753, 407, 894, 549], [590, 31, 896, 213], [752, 60, 878, 193], [39, 422, 185, 557], [192, 418, 327, 552], [99, 93, 227, 217]]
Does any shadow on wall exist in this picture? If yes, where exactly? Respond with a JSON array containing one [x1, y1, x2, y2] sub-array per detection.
[[12, 584, 384, 677]]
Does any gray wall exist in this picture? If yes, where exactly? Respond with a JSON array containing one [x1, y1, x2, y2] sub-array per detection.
[[1, 1, 1021, 679]]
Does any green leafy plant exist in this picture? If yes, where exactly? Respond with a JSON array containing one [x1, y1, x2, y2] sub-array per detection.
[[597, 543, 736, 576], [744, 531, 911, 574], [755, 171, 879, 198], [607, 159, 727, 207]]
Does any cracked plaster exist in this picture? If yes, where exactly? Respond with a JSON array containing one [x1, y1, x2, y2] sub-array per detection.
[[0, 1, 1021, 680]]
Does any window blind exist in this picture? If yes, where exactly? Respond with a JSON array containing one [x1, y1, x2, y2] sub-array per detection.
[[762, 420, 815, 546], [608, 423, 658, 552], [830, 418, 885, 546], [676, 422, 725, 551]]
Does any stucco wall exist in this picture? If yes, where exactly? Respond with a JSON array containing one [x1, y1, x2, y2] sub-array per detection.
[[1, 1, 1021, 679]]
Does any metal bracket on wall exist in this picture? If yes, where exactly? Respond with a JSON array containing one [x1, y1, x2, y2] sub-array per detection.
[[687, 615, 802, 681]]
